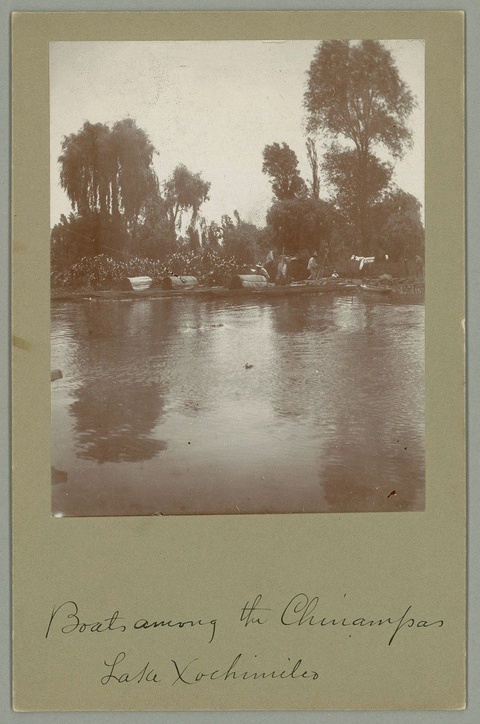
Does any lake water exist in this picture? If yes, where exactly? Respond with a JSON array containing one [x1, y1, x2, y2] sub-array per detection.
[[51, 293, 425, 516]]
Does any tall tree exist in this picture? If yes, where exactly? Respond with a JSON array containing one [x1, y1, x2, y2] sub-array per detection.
[[163, 164, 210, 238], [58, 121, 113, 218], [58, 119, 159, 243], [323, 145, 393, 253], [110, 119, 158, 233], [58, 119, 158, 255], [262, 142, 306, 201], [305, 40, 415, 247], [306, 137, 320, 200]]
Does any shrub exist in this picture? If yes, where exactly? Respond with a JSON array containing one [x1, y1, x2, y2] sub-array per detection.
[[51, 249, 243, 291]]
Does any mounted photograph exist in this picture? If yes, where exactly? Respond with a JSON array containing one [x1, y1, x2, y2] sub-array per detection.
[[50, 39, 425, 516]]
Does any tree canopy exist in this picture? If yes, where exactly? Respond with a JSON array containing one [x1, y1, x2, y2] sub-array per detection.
[[373, 188, 424, 262], [262, 142, 306, 201], [305, 40, 416, 158], [266, 197, 332, 256], [304, 40, 416, 248], [220, 212, 266, 264], [306, 137, 320, 200], [52, 72, 424, 289], [323, 145, 393, 252], [56, 123, 212, 263], [110, 119, 159, 229], [58, 119, 158, 230], [163, 164, 211, 233]]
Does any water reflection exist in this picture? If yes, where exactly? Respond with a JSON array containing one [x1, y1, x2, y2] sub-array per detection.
[[70, 381, 168, 463], [51, 294, 424, 515], [316, 300, 425, 511], [61, 300, 171, 464]]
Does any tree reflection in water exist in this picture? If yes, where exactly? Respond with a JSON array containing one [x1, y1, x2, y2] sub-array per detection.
[[70, 380, 167, 463], [317, 301, 425, 512], [68, 300, 169, 464], [51, 294, 424, 514], [268, 296, 425, 512]]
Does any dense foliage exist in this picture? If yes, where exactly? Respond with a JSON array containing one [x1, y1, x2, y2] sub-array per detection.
[[51, 249, 244, 292], [266, 197, 332, 256], [322, 145, 393, 254], [52, 42, 424, 290], [59, 119, 158, 231], [262, 142, 306, 201], [305, 40, 416, 248]]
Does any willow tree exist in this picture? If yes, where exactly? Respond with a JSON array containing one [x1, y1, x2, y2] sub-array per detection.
[[305, 40, 415, 248], [58, 119, 158, 245], [110, 119, 158, 233], [58, 121, 113, 218], [163, 164, 211, 239]]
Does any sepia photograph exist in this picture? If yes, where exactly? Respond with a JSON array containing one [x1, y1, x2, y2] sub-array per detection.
[[50, 39, 425, 517]]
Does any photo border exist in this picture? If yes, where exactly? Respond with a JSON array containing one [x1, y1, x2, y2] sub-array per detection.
[[3, 1, 477, 721]]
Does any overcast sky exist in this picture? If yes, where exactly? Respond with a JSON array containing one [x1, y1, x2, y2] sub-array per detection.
[[50, 40, 424, 228]]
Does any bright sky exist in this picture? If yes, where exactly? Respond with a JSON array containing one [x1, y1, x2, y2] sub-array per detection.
[[50, 40, 424, 228]]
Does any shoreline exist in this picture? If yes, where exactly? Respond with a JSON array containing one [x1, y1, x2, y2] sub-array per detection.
[[51, 278, 425, 304]]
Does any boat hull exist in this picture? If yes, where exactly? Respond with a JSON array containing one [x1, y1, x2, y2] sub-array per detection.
[[51, 281, 359, 303], [51, 276, 366, 303]]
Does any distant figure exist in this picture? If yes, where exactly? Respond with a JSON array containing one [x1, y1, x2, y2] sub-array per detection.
[[415, 254, 424, 280], [307, 251, 319, 280], [255, 263, 270, 280], [264, 249, 276, 280]]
